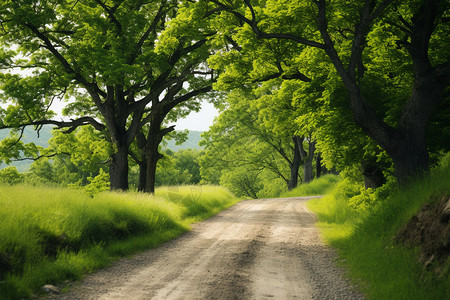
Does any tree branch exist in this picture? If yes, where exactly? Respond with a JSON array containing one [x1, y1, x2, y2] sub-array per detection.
[[94, 0, 122, 34], [0, 117, 106, 133]]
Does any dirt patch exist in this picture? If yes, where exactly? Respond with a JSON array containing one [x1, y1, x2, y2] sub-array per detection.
[[395, 195, 450, 276]]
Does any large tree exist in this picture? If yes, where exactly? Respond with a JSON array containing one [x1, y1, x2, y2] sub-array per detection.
[[131, 84, 212, 193], [204, 0, 449, 186], [0, 0, 213, 191]]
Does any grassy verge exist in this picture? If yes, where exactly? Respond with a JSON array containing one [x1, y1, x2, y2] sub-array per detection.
[[0, 185, 238, 299], [307, 165, 450, 299], [280, 174, 340, 197]]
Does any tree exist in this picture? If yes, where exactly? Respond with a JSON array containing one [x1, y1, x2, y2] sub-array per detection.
[[0, 0, 214, 191], [203, 23, 319, 189], [131, 84, 212, 193], [200, 86, 315, 193], [205, 0, 449, 186]]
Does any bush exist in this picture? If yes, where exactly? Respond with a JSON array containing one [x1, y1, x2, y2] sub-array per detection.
[[0, 166, 24, 185]]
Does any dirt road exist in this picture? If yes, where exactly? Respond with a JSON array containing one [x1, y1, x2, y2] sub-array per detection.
[[47, 197, 364, 299]]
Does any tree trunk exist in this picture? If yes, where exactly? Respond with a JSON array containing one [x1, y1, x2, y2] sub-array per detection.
[[109, 144, 129, 190], [389, 130, 429, 186], [142, 120, 174, 193], [137, 160, 147, 192], [362, 159, 386, 189], [297, 137, 315, 184], [316, 152, 328, 178], [304, 141, 315, 183], [144, 148, 163, 194], [288, 136, 302, 190]]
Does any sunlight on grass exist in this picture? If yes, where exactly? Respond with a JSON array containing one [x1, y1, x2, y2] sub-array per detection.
[[280, 174, 340, 197], [0, 184, 238, 299]]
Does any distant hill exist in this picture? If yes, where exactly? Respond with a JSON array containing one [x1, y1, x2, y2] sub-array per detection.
[[0, 125, 54, 172], [0, 127, 204, 171], [164, 131, 204, 151], [0, 125, 53, 148]]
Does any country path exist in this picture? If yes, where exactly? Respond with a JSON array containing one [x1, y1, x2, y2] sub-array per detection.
[[45, 197, 364, 300]]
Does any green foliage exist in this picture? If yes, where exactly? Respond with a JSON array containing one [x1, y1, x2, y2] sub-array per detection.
[[0, 0, 215, 191], [280, 174, 341, 197], [0, 126, 53, 171], [0, 184, 237, 299], [84, 169, 110, 198], [129, 148, 203, 188], [0, 166, 24, 185], [199, 86, 315, 197], [307, 157, 450, 299], [201, 0, 450, 188], [25, 127, 110, 187], [219, 167, 264, 199]]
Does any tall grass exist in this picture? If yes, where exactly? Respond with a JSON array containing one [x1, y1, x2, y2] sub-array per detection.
[[307, 162, 450, 299], [280, 174, 340, 197], [0, 185, 237, 299]]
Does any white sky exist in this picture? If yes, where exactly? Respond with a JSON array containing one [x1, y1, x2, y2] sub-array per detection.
[[171, 101, 219, 131]]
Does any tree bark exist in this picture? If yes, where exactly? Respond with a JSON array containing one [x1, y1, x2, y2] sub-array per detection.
[[288, 136, 302, 190], [304, 141, 315, 183], [297, 137, 315, 184], [389, 129, 429, 186], [109, 144, 129, 190], [137, 160, 147, 192], [144, 147, 163, 194], [141, 118, 176, 194], [362, 159, 386, 189], [316, 152, 328, 178]]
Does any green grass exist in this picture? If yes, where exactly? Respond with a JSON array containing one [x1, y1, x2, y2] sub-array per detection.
[[0, 184, 238, 299], [307, 165, 450, 299], [280, 174, 341, 197]]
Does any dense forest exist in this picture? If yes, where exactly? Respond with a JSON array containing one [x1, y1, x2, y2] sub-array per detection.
[[0, 0, 448, 197]]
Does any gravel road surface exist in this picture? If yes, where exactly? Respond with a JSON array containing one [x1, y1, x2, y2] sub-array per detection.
[[45, 197, 364, 299]]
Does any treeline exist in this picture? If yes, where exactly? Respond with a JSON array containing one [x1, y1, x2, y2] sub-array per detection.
[[0, 127, 203, 193], [0, 121, 325, 199], [0, 0, 448, 195]]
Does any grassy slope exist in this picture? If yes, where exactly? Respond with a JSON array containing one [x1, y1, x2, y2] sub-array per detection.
[[0, 185, 238, 299], [280, 174, 340, 197], [306, 166, 450, 299]]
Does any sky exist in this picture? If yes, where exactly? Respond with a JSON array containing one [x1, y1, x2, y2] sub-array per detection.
[[171, 101, 219, 131]]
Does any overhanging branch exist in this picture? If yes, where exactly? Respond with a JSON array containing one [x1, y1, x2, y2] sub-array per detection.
[[0, 117, 106, 134]]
